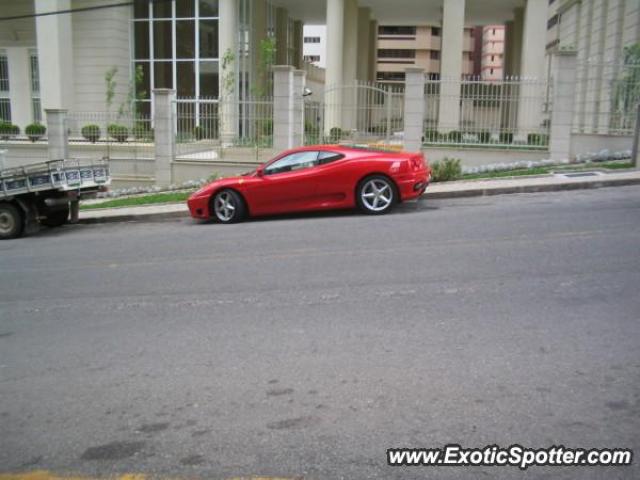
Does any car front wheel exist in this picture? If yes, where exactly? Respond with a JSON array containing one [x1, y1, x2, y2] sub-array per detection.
[[212, 189, 246, 223], [356, 176, 396, 214]]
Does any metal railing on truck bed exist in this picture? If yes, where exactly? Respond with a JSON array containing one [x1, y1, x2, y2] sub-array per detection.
[[0, 159, 110, 199]]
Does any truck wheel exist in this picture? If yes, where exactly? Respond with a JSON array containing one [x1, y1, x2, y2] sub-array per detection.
[[41, 207, 70, 227], [0, 203, 25, 240]]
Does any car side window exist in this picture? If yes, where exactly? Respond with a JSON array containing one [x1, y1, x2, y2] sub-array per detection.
[[317, 151, 345, 165], [264, 151, 319, 175]]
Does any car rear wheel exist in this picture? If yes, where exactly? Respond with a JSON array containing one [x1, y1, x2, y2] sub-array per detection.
[[357, 176, 396, 214], [0, 203, 24, 240], [212, 189, 246, 223]]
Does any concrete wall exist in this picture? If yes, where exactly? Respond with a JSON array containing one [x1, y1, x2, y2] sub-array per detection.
[[422, 146, 551, 168]]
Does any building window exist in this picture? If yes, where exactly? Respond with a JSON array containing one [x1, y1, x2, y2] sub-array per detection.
[[431, 27, 441, 37], [133, 0, 221, 101], [0, 99, 10, 122], [303, 55, 320, 63], [303, 36, 320, 43], [378, 26, 416, 36], [376, 71, 405, 82], [378, 49, 415, 59], [547, 14, 560, 30], [29, 52, 41, 123], [0, 54, 9, 92], [430, 50, 440, 60]]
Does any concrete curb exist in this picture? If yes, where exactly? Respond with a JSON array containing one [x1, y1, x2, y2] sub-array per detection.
[[77, 176, 640, 224], [424, 176, 640, 199]]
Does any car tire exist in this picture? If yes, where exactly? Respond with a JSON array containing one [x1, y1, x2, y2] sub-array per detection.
[[356, 175, 397, 215], [0, 203, 25, 240], [211, 189, 246, 224], [41, 207, 70, 228]]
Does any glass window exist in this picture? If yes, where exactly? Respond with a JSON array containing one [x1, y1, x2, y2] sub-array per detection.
[[31, 98, 41, 123], [0, 55, 9, 92], [176, 0, 195, 18], [153, 61, 173, 88], [153, 0, 172, 18], [317, 151, 344, 165], [176, 20, 195, 58], [265, 151, 319, 175], [199, 61, 219, 97], [29, 54, 39, 93], [134, 62, 151, 99], [153, 20, 173, 59], [133, 0, 149, 19], [134, 21, 149, 59], [199, 0, 218, 17], [199, 19, 218, 58], [0, 98, 11, 122], [177, 61, 195, 96]]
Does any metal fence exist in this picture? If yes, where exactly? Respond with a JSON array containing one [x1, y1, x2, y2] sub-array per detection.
[[573, 61, 640, 136], [66, 111, 154, 160], [304, 81, 405, 146], [423, 76, 551, 149]]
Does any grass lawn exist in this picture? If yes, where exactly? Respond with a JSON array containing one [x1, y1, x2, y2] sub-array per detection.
[[80, 191, 193, 210]]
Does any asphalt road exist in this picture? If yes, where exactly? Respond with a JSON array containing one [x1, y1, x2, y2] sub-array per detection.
[[1, 187, 639, 480]]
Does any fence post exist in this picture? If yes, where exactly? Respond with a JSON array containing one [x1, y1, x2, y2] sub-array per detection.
[[273, 65, 294, 151], [45, 109, 68, 161], [549, 50, 577, 161], [293, 69, 306, 147], [632, 102, 640, 168], [403, 68, 425, 152], [153, 89, 176, 186]]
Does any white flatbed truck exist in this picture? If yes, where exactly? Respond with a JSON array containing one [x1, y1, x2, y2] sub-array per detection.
[[0, 159, 110, 239]]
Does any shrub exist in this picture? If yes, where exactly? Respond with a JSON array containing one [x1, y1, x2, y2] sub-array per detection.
[[446, 130, 462, 143], [527, 133, 549, 146], [255, 119, 273, 136], [499, 132, 514, 145], [0, 122, 20, 139], [431, 157, 462, 182], [107, 123, 129, 142], [81, 124, 101, 142], [328, 127, 343, 143], [25, 123, 45, 142], [423, 129, 440, 143], [132, 121, 153, 140]]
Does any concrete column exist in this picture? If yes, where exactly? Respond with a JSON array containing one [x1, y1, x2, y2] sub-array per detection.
[[404, 68, 426, 152], [293, 21, 304, 69], [325, 0, 345, 133], [292, 69, 306, 146], [273, 66, 294, 150], [6, 49, 32, 130], [357, 8, 371, 81], [219, 0, 238, 142], [342, 0, 359, 130], [510, 8, 524, 77], [549, 51, 577, 161], [45, 109, 68, 161], [437, 0, 465, 133], [252, 0, 268, 95], [153, 89, 176, 186], [368, 19, 378, 82], [516, 0, 546, 140], [35, 0, 74, 110], [275, 8, 289, 66]]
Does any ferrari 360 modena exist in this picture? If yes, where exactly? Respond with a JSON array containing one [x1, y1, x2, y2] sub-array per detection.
[[187, 145, 431, 223]]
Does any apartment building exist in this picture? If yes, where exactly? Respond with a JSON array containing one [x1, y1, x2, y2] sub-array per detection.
[[302, 25, 326, 68]]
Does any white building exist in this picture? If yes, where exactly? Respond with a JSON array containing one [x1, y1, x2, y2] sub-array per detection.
[[302, 25, 326, 68]]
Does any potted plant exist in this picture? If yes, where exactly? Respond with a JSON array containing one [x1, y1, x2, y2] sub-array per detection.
[[81, 124, 101, 143], [107, 123, 129, 143], [0, 122, 20, 140], [132, 121, 153, 141], [25, 123, 45, 142]]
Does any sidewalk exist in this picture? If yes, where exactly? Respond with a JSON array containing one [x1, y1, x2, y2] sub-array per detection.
[[78, 169, 640, 224]]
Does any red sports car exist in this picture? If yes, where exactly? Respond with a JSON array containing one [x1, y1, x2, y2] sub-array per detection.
[[187, 145, 431, 223]]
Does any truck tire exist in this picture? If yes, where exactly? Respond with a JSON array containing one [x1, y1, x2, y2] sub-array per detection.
[[0, 203, 25, 240], [41, 207, 70, 228]]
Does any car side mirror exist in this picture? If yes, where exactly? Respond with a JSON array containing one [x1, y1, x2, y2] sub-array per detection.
[[256, 167, 265, 177]]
